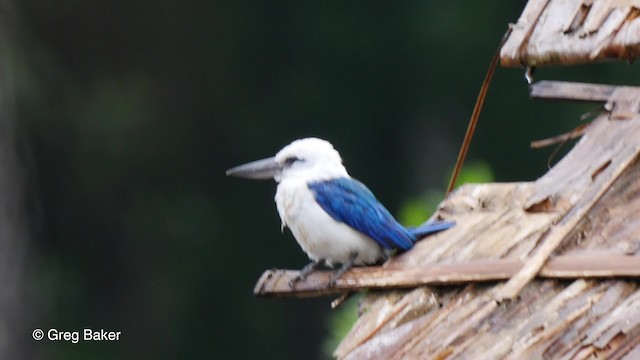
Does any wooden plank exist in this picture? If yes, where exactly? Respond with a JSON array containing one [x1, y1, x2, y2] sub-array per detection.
[[254, 254, 640, 298], [530, 81, 617, 102]]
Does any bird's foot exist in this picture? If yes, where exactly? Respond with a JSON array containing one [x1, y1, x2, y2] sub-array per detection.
[[288, 276, 303, 288], [326, 251, 358, 288], [289, 259, 325, 288], [327, 274, 340, 288], [288, 273, 310, 288]]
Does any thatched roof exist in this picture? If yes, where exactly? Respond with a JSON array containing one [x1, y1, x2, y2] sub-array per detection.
[[333, 109, 640, 359], [501, 0, 640, 66], [331, 0, 640, 354]]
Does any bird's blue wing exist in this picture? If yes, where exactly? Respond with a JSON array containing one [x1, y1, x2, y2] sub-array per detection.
[[308, 177, 414, 251]]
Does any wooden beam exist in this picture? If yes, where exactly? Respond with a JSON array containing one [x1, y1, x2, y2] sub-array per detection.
[[530, 81, 617, 102], [253, 254, 640, 298]]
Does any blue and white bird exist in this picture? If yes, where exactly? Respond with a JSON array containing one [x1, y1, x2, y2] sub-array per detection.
[[226, 138, 454, 286]]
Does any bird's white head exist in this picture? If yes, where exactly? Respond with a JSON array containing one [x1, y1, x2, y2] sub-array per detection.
[[274, 138, 348, 181], [226, 137, 349, 182]]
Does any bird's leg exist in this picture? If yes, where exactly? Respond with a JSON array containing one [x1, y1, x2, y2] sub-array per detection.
[[328, 251, 358, 288], [289, 259, 326, 288], [298, 259, 326, 279]]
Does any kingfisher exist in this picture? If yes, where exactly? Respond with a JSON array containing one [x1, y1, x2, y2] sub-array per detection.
[[226, 138, 454, 286]]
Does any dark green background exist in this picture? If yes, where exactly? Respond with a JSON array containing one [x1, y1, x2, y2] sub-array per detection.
[[10, 1, 639, 358]]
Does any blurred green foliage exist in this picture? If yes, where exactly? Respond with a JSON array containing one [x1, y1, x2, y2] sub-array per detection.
[[9, 1, 640, 359], [452, 161, 495, 186], [322, 295, 361, 358], [399, 161, 494, 226]]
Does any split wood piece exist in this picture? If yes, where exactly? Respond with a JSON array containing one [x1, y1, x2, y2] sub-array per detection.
[[530, 81, 616, 102], [501, 0, 640, 66], [530, 81, 640, 119], [254, 254, 640, 298]]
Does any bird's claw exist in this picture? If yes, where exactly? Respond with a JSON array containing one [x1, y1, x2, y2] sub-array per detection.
[[290, 259, 326, 288], [326, 251, 357, 288], [288, 274, 306, 288]]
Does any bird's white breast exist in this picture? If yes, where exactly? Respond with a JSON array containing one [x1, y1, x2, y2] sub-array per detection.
[[275, 178, 385, 266]]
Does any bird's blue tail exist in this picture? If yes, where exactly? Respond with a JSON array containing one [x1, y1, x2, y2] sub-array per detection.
[[408, 220, 455, 239]]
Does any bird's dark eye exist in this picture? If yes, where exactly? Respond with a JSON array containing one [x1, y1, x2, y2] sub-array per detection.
[[284, 156, 301, 167]]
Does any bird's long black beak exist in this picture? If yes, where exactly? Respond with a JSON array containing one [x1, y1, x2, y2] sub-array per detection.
[[226, 157, 282, 180]]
